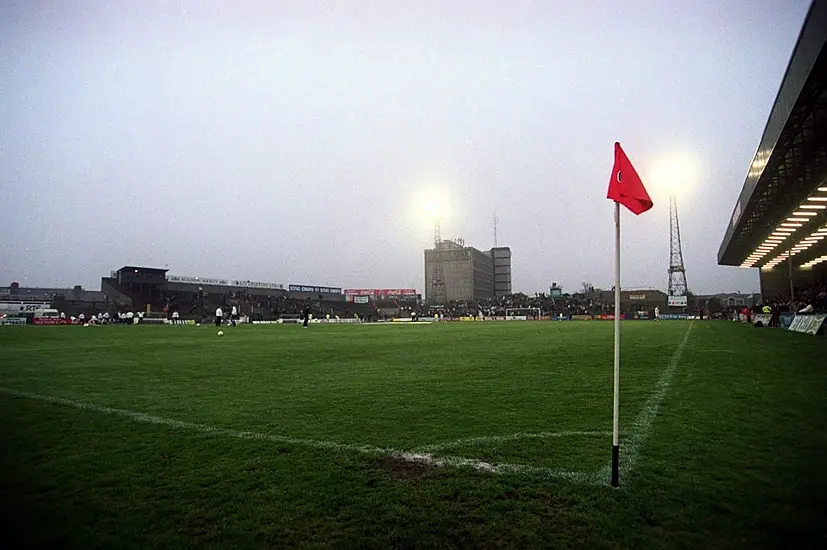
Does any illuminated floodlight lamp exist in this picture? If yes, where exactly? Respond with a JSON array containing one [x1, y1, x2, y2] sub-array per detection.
[[787, 218, 810, 222], [800, 205, 826, 209], [780, 223, 803, 227], [792, 211, 817, 216], [647, 152, 699, 197], [818, 187, 827, 192], [807, 197, 827, 201]]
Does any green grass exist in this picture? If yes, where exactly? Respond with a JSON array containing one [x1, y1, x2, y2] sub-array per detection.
[[1, 321, 826, 548]]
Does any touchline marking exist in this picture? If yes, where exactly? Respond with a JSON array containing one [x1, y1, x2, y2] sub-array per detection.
[[0, 387, 592, 482], [0, 387, 391, 454], [599, 321, 694, 484], [417, 430, 612, 453], [402, 453, 605, 485]]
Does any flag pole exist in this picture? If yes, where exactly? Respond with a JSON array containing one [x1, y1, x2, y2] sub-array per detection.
[[612, 201, 621, 487]]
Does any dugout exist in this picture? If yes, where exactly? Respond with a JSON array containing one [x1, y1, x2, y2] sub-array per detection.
[[718, 0, 827, 299]]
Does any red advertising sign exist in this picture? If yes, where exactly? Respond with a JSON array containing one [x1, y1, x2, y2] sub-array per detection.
[[32, 318, 72, 325]]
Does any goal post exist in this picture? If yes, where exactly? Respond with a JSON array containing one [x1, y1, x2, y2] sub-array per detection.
[[505, 308, 542, 320]]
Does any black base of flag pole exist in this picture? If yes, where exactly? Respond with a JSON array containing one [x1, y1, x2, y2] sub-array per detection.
[[611, 445, 619, 487]]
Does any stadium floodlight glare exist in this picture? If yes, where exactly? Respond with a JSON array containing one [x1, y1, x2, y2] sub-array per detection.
[[648, 152, 698, 196], [801, 255, 827, 268], [787, 217, 810, 222], [807, 197, 827, 201], [818, 187, 827, 192], [780, 223, 803, 227], [800, 204, 827, 209], [792, 211, 817, 216]]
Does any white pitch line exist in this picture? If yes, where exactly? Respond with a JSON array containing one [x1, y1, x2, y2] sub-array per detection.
[[0, 386, 392, 454], [401, 452, 604, 484], [0, 386, 591, 482], [598, 321, 694, 484], [417, 430, 612, 453]]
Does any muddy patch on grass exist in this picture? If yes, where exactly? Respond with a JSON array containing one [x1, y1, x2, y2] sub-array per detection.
[[371, 455, 438, 481]]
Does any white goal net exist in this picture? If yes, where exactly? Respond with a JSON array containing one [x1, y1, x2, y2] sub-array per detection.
[[505, 308, 542, 320]]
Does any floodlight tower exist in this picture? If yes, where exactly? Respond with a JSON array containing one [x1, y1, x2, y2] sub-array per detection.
[[430, 219, 447, 306], [667, 195, 689, 298]]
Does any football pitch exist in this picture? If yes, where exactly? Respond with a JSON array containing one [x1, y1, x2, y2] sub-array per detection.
[[1, 321, 826, 549]]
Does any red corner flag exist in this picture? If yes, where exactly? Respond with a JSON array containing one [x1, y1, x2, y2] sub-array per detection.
[[607, 142, 653, 215]]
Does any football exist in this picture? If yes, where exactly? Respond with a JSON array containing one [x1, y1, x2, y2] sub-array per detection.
[[217, 330, 224, 337]]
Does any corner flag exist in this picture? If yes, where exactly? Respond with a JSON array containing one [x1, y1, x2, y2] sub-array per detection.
[[607, 142, 653, 215], [606, 142, 652, 488]]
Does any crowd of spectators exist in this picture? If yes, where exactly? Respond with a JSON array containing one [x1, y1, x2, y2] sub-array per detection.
[[760, 283, 827, 315], [161, 289, 374, 322], [409, 292, 616, 319]]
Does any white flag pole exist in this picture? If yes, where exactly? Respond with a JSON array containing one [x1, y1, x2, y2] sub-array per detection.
[[612, 201, 621, 487]]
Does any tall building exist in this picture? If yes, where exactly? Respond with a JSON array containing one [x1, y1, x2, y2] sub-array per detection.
[[491, 247, 512, 297], [424, 241, 512, 303]]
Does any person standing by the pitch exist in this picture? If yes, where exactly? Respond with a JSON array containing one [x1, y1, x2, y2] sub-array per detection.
[[302, 303, 311, 328], [230, 305, 238, 327], [215, 306, 223, 327]]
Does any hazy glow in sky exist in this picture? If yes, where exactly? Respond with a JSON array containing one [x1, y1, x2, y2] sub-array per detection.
[[0, 0, 812, 294]]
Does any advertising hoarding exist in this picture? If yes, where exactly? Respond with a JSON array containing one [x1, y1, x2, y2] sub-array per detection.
[[343, 289, 417, 302], [168, 275, 284, 290], [668, 295, 688, 307], [288, 285, 342, 294]]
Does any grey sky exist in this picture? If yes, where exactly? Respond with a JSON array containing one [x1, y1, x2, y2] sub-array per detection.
[[0, 0, 812, 294]]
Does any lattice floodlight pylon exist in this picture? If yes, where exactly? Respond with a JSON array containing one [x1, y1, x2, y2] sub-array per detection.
[[668, 196, 689, 299]]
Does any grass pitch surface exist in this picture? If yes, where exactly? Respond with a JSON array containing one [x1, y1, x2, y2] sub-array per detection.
[[1, 321, 825, 548]]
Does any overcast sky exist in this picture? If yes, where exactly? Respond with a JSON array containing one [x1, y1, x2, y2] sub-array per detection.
[[0, 0, 813, 294]]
